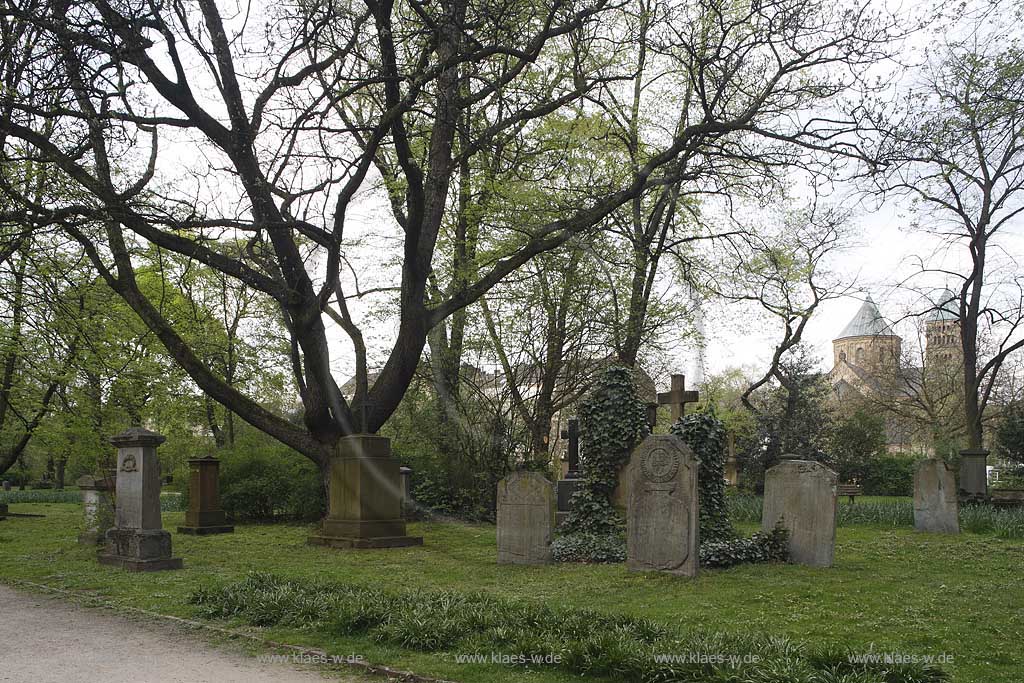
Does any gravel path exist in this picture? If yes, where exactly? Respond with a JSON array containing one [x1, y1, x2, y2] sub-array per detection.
[[0, 585, 363, 683]]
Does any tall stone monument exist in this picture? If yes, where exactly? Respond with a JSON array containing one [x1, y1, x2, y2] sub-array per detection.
[[626, 434, 700, 577], [555, 417, 581, 527], [308, 434, 423, 549], [177, 455, 234, 535], [497, 471, 555, 565], [958, 448, 988, 503], [914, 458, 959, 534], [98, 428, 183, 571], [77, 474, 115, 545], [762, 455, 837, 567]]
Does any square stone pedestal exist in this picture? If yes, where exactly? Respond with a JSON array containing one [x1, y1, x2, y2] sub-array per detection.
[[308, 435, 423, 549], [98, 528, 184, 571], [177, 456, 234, 535]]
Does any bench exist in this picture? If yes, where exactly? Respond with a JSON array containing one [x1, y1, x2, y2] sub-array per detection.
[[837, 484, 863, 503]]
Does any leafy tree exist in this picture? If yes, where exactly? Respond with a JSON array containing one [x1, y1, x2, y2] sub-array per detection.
[[995, 403, 1024, 466]]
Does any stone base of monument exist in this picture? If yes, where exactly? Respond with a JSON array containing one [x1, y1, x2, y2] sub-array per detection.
[[98, 528, 183, 572], [555, 477, 580, 528], [178, 510, 234, 535], [307, 434, 423, 550], [0, 503, 7, 519]]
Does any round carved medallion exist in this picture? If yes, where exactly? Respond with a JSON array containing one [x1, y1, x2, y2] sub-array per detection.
[[641, 446, 679, 482]]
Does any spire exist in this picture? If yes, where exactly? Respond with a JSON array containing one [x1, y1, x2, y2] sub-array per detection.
[[927, 289, 959, 322], [836, 295, 896, 339]]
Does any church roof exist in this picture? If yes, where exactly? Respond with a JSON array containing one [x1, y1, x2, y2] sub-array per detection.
[[836, 295, 896, 340], [927, 289, 959, 322]]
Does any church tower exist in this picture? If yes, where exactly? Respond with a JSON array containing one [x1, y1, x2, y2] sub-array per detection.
[[831, 295, 902, 382], [925, 289, 961, 366]]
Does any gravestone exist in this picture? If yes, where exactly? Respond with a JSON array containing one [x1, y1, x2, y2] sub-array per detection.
[[2, 480, 11, 491], [98, 428, 183, 571], [0, 502, 7, 519], [309, 434, 423, 549], [958, 448, 988, 503], [178, 455, 233, 535], [762, 455, 837, 567], [77, 474, 115, 545], [555, 417, 581, 527], [496, 471, 555, 565], [914, 458, 959, 534], [626, 434, 700, 577]]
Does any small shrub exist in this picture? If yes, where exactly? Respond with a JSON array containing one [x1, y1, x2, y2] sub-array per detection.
[[672, 410, 734, 542], [211, 438, 324, 521], [700, 522, 788, 568], [551, 532, 626, 563]]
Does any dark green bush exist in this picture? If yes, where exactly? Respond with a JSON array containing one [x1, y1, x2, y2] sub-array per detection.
[[204, 435, 324, 521], [860, 455, 915, 496], [191, 572, 947, 683]]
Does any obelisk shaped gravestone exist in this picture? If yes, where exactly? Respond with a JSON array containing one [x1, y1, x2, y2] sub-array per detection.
[[626, 434, 700, 577], [914, 458, 959, 534], [98, 428, 183, 571], [178, 455, 234, 535], [762, 455, 837, 567], [497, 471, 555, 564]]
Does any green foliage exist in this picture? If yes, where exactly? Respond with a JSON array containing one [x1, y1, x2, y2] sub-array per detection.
[[551, 532, 626, 563], [191, 572, 947, 683], [700, 522, 788, 568], [207, 432, 324, 521], [671, 410, 734, 542], [562, 366, 648, 535], [860, 455, 915, 497], [995, 402, 1024, 466], [0, 489, 83, 504], [830, 408, 888, 483]]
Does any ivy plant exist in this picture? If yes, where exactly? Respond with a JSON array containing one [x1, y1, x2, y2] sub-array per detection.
[[671, 409, 735, 542]]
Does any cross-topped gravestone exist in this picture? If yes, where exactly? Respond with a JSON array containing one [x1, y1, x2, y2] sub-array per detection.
[[657, 374, 699, 423]]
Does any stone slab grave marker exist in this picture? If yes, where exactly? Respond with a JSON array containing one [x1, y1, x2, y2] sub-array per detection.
[[77, 474, 115, 545], [309, 434, 423, 549], [496, 471, 555, 565], [98, 428, 183, 571], [958, 448, 989, 503], [177, 455, 234, 535], [762, 455, 837, 567], [626, 434, 700, 577], [914, 458, 959, 534]]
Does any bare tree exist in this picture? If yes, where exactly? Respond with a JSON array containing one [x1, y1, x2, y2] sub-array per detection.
[[870, 19, 1024, 450]]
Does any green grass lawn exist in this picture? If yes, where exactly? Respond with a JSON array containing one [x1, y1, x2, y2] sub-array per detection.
[[1, 503, 1022, 682]]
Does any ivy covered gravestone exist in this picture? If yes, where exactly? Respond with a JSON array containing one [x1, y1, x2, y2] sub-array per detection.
[[671, 410, 734, 542], [561, 366, 649, 536]]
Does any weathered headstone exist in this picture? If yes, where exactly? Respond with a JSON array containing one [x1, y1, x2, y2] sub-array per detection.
[[2, 480, 11, 491], [77, 474, 115, 545], [177, 455, 233, 535], [958, 448, 988, 503], [914, 458, 959, 534], [308, 434, 423, 549], [762, 455, 837, 567], [496, 471, 555, 565], [98, 428, 183, 571], [626, 434, 700, 577]]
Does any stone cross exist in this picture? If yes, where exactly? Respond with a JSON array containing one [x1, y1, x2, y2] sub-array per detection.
[[657, 374, 699, 423], [98, 428, 183, 571], [560, 417, 580, 478], [497, 471, 555, 565], [914, 458, 959, 534], [626, 434, 700, 577], [762, 454, 837, 567]]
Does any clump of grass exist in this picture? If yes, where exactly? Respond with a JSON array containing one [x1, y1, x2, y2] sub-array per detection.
[[190, 572, 948, 683], [960, 504, 1024, 538], [838, 501, 914, 527]]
